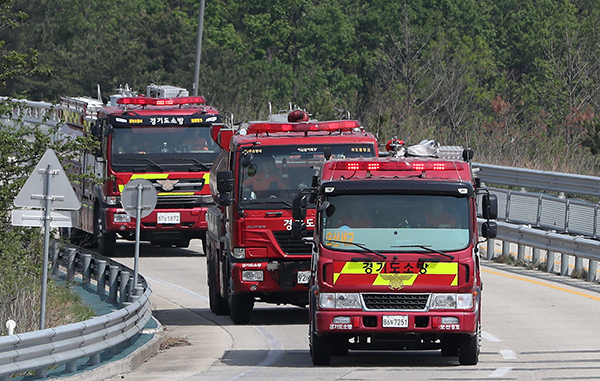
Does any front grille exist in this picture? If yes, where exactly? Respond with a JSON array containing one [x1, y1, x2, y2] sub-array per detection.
[[273, 231, 312, 256], [362, 293, 430, 311]]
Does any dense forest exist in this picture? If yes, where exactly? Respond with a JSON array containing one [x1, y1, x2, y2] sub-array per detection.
[[4, 0, 600, 174]]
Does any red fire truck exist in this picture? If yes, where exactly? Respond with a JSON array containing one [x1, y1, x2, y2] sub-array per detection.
[[207, 109, 378, 324], [59, 84, 222, 255], [292, 142, 498, 365]]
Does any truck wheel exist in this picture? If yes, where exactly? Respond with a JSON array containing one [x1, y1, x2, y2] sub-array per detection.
[[228, 281, 253, 324], [310, 320, 331, 365], [330, 337, 349, 356], [208, 258, 229, 315], [95, 211, 116, 256], [441, 336, 459, 356], [458, 325, 480, 365]]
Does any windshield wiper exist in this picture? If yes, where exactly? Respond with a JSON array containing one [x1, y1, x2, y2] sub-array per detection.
[[145, 158, 165, 171], [172, 157, 211, 171], [326, 239, 387, 260], [245, 199, 293, 207], [392, 245, 455, 260]]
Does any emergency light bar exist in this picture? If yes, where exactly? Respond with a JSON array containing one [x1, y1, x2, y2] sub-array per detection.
[[336, 160, 463, 171], [246, 120, 361, 134], [117, 96, 207, 106]]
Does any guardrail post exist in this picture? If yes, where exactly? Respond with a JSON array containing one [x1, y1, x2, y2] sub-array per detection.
[[119, 271, 130, 306], [486, 239, 495, 260], [65, 360, 77, 373], [502, 240, 511, 259], [517, 244, 526, 262], [66, 247, 77, 282], [82, 254, 92, 286], [546, 251, 555, 273], [532, 248, 541, 264], [108, 265, 119, 302], [589, 260, 598, 282], [34, 368, 47, 379], [560, 253, 569, 276], [574, 256, 584, 275], [89, 352, 101, 366], [97, 260, 107, 296]]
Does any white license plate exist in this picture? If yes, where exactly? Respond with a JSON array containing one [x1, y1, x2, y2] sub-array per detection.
[[297, 270, 311, 284], [382, 315, 408, 328], [157, 212, 180, 224]]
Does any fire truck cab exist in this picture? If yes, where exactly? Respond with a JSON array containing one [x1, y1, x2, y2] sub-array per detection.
[[207, 109, 378, 324], [60, 84, 222, 255], [293, 143, 498, 365]]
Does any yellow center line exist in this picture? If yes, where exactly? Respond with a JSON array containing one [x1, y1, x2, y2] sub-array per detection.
[[482, 268, 600, 302]]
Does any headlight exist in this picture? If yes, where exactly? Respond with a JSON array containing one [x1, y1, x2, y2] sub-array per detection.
[[430, 293, 473, 310], [113, 213, 131, 223], [232, 247, 246, 259], [319, 293, 362, 309], [105, 196, 118, 205], [242, 270, 263, 282]]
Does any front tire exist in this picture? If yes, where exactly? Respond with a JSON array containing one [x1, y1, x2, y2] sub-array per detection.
[[459, 325, 480, 365], [208, 252, 229, 315], [228, 280, 253, 324], [310, 319, 331, 365], [95, 210, 116, 256]]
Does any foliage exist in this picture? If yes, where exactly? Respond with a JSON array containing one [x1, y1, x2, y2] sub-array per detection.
[[1, 0, 600, 173], [0, 0, 98, 333]]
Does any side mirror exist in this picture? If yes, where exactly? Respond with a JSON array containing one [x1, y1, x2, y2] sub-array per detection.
[[91, 122, 102, 138], [462, 148, 474, 162], [240, 152, 253, 168], [217, 171, 234, 193], [104, 124, 114, 137], [292, 194, 307, 221], [482, 194, 498, 220], [481, 221, 497, 238]]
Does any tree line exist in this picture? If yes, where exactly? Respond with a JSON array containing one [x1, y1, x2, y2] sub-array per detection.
[[3, 0, 600, 173]]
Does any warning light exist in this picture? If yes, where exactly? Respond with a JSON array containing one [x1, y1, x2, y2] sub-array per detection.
[[117, 96, 207, 106]]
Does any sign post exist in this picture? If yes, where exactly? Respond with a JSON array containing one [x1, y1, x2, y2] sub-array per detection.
[[12, 149, 81, 330], [121, 179, 157, 291]]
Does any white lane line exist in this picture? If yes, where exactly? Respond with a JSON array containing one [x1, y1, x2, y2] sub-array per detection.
[[482, 331, 502, 342], [500, 349, 516, 360], [488, 367, 513, 378], [145, 275, 210, 302], [147, 275, 284, 380], [223, 327, 284, 381]]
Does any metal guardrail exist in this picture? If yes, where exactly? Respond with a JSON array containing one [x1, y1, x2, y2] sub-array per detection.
[[474, 163, 600, 197], [474, 163, 600, 283], [0, 98, 60, 127], [0, 241, 152, 380]]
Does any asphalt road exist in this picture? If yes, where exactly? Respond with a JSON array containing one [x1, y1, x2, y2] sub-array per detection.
[[106, 239, 600, 380]]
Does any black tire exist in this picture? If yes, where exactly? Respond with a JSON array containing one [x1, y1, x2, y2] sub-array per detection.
[[441, 336, 460, 357], [458, 326, 480, 365], [229, 280, 253, 324], [208, 256, 229, 315], [330, 337, 349, 356], [310, 319, 331, 365], [95, 210, 116, 256]]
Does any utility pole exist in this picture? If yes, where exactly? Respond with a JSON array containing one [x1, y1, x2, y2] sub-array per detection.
[[193, 0, 206, 96]]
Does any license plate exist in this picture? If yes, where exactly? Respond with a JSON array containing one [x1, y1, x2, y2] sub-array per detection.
[[297, 270, 311, 284], [382, 315, 408, 328], [157, 212, 180, 224]]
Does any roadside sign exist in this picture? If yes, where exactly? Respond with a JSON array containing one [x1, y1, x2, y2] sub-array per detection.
[[121, 179, 157, 218], [11, 209, 78, 227], [14, 149, 80, 210]]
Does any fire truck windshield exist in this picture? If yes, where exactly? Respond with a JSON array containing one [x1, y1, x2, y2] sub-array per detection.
[[110, 126, 220, 171], [322, 194, 470, 252], [239, 144, 375, 207]]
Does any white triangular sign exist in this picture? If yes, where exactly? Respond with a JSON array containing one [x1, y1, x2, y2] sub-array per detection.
[[14, 149, 81, 210]]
